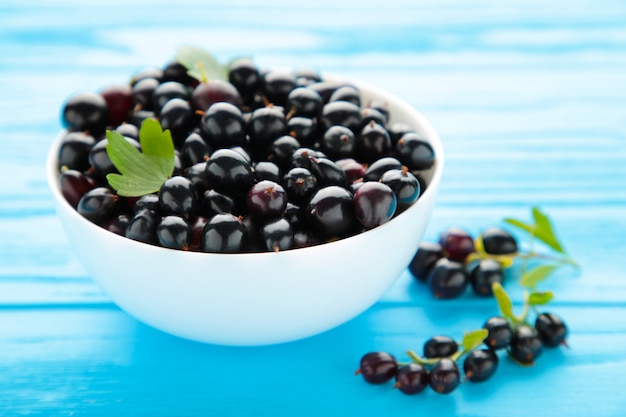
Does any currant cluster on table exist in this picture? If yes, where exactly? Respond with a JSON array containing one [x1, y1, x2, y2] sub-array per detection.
[[356, 310, 568, 395], [409, 227, 517, 298], [57, 58, 436, 252]]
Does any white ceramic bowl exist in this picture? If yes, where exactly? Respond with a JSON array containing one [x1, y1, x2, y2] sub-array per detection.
[[47, 76, 444, 346]]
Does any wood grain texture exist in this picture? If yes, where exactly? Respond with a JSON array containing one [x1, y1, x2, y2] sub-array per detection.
[[1, 1, 625, 416]]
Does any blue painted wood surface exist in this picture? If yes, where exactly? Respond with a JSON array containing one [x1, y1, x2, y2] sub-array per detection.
[[1, 1, 626, 415]]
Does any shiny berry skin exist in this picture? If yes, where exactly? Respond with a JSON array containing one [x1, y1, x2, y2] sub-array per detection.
[[320, 100, 362, 133], [59, 169, 96, 208], [535, 312, 568, 347], [307, 186, 356, 238], [380, 168, 421, 205], [253, 161, 282, 183], [260, 218, 294, 252], [102, 213, 130, 236], [192, 80, 242, 111], [363, 157, 402, 182], [115, 123, 139, 139], [133, 194, 160, 214], [205, 149, 255, 196], [427, 258, 469, 299], [248, 106, 288, 156], [202, 189, 236, 217], [157, 215, 192, 250], [228, 58, 260, 97], [359, 107, 387, 129], [283, 167, 318, 207], [329, 85, 361, 107], [353, 182, 397, 229], [261, 70, 296, 106], [510, 325, 543, 364], [152, 81, 191, 114], [481, 227, 518, 255], [77, 187, 118, 225], [125, 209, 159, 245], [482, 316, 513, 350], [286, 87, 323, 118], [428, 358, 460, 394], [181, 132, 211, 167], [388, 122, 414, 147], [247, 180, 288, 219], [268, 135, 301, 169], [356, 352, 398, 384], [130, 67, 163, 85], [357, 121, 392, 164], [335, 158, 366, 184], [394, 364, 428, 395], [100, 84, 133, 128], [286, 117, 317, 147], [200, 102, 247, 148], [132, 77, 159, 111], [463, 349, 499, 382], [438, 227, 475, 262], [61, 91, 109, 135], [423, 335, 458, 358], [309, 157, 348, 187], [395, 132, 435, 171], [162, 61, 197, 87], [470, 259, 505, 296], [158, 176, 198, 218], [321, 125, 356, 159], [200, 213, 248, 253], [159, 98, 195, 144], [408, 242, 444, 282]]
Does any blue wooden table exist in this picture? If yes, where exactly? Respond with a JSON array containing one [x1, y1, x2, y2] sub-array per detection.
[[1, 1, 626, 415]]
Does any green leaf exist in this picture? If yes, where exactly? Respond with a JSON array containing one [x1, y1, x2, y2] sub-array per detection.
[[532, 207, 566, 254], [492, 282, 516, 322], [528, 291, 554, 305], [520, 264, 560, 289], [503, 217, 535, 235], [176, 46, 227, 82], [105, 119, 175, 197], [461, 329, 489, 351]]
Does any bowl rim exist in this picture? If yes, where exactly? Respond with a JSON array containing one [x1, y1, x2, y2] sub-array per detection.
[[47, 74, 445, 259]]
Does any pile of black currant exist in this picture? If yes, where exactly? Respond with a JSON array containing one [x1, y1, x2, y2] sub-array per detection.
[[356, 308, 569, 395], [409, 226, 518, 299], [57, 50, 437, 253]]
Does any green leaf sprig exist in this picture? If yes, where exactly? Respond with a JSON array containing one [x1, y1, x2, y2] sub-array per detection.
[[469, 206, 579, 291], [175, 46, 228, 83], [405, 329, 489, 367], [105, 118, 175, 197]]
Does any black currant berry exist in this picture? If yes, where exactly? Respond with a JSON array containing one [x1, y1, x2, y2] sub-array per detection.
[[268, 135, 301, 169], [131, 77, 159, 111], [356, 352, 398, 384], [192, 80, 242, 111], [57, 131, 96, 172], [158, 176, 198, 218], [133, 193, 160, 214], [428, 358, 460, 394], [286, 117, 317, 147], [125, 209, 159, 245], [100, 84, 133, 128], [395, 132, 435, 171], [356, 121, 392, 164], [423, 335, 458, 358], [157, 215, 192, 250], [61, 91, 109, 135], [438, 227, 475, 262], [408, 242, 444, 282], [282, 167, 318, 207], [427, 258, 469, 299], [463, 349, 499, 382], [335, 158, 365, 184], [329, 85, 361, 107], [535, 312, 568, 347], [319, 100, 362, 133], [260, 218, 294, 252], [181, 132, 211, 168], [200, 102, 247, 148], [152, 81, 191, 114], [248, 106, 288, 156], [262, 70, 297, 106], [363, 157, 402, 182], [102, 213, 130, 236], [353, 181, 397, 229], [286, 87, 323, 118], [309, 157, 348, 187], [77, 187, 118, 225], [247, 180, 288, 219], [481, 227, 518, 255], [470, 259, 505, 296], [394, 363, 428, 395], [205, 149, 255, 196], [253, 161, 282, 183], [60, 169, 96, 208], [482, 316, 513, 350], [200, 213, 248, 253], [320, 125, 355, 160], [159, 98, 195, 144], [509, 325, 543, 364], [380, 168, 421, 205], [307, 186, 356, 238]]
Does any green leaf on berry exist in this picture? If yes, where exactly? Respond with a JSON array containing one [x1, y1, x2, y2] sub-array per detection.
[[528, 291, 554, 305], [504, 207, 568, 255], [461, 329, 489, 351], [176, 46, 227, 82], [105, 118, 175, 197], [520, 264, 560, 289], [492, 282, 516, 322]]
